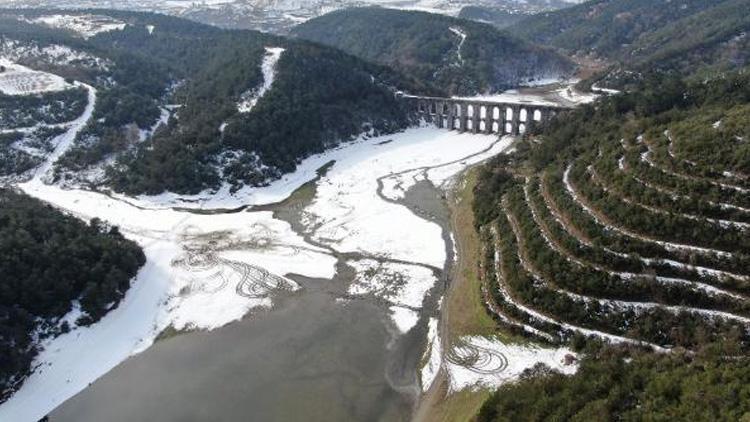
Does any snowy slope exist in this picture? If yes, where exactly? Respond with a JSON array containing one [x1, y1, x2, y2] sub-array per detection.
[[237, 47, 284, 113], [0, 59, 72, 95]]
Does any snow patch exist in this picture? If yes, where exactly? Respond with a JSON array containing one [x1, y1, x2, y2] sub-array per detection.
[[29, 14, 127, 39], [33, 82, 96, 181], [420, 317, 442, 391], [237, 47, 285, 113], [2, 179, 337, 421], [349, 259, 436, 332], [390, 306, 420, 334], [591, 84, 621, 95], [445, 336, 577, 392], [453, 80, 597, 107], [0, 59, 72, 95], [0, 39, 110, 71], [448, 26, 467, 66], [138, 108, 170, 142], [304, 128, 501, 268]]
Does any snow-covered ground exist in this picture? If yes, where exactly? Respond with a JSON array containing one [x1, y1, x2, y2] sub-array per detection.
[[28, 14, 127, 38], [349, 259, 436, 333], [303, 129, 503, 268], [420, 318, 577, 393], [237, 47, 285, 113], [1, 179, 337, 421], [421, 318, 442, 390], [591, 84, 621, 95], [138, 107, 171, 142], [555, 84, 599, 105], [0, 59, 72, 95], [0, 39, 111, 72], [453, 91, 561, 107], [444, 336, 577, 392], [128, 79, 591, 209]]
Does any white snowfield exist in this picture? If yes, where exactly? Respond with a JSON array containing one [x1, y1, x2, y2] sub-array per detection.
[[237, 47, 285, 113], [445, 336, 577, 392], [304, 129, 503, 268], [29, 14, 127, 38], [349, 259, 436, 333], [3, 183, 336, 422], [421, 318, 442, 390], [421, 317, 577, 393], [302, 129, 511, 332], [0, 59, 72, 95], [555, 84, 599, 104]]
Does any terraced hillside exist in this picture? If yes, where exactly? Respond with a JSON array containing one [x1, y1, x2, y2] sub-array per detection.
[[473, 72, 750, 352]]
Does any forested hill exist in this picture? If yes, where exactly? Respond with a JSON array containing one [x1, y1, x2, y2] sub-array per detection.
[[472, 67, 750, 418], [108, 39, 424, 195], [291, 7, 575, 96], [509, 0, 750, 81], [0, 189, 145, 402], [479, 347, 750, 421], [0, 9, 434, 195]]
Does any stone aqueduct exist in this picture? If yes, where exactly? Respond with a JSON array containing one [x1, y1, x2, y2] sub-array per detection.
[[400, 95, 572, 136]]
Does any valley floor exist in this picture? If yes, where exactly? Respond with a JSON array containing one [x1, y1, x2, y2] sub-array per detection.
[[0, 70, 588, 420]]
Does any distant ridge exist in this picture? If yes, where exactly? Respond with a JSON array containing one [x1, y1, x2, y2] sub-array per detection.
[[510, 0, 750, 81], [292, 7, 575, 96]]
